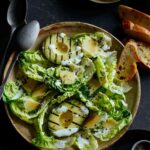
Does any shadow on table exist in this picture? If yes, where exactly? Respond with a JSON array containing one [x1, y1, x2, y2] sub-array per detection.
[[0, 1, 36, 150], [0, 0, 10, 61], [107, 130, 150, 150]]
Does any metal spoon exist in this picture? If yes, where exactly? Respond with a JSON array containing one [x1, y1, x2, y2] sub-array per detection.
[[0, 0, 27, 83], [0, 20, 40, 99], [132, 140, 150, 150], [7, 0, 27, 29]]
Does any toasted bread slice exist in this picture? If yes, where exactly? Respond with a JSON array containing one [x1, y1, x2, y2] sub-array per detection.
[[122, 19, 150, 44], [117, 41, 140, 81], [136, 41, 150, 70], [119, 5, 150, 31]]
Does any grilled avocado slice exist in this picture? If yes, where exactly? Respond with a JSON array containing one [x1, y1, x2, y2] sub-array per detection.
[[59, 70, 77, 85], [32, 84, 48, 99], [81, 57, 96, 82], [73, 33, 99, 58], [43, 33, 84, 65], [48, 99, 89, 137], [22, 96, 40, 112], [81, 35, 99, 57], [44, 66, 82, 93], [43, 33, 69, 64], [73, 32, 112, 58], [87, 78, 101, 95], [22, 78, 38, 93]]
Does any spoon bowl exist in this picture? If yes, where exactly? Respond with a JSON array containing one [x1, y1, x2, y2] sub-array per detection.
[[16, 20, 40, 50], [7, 0, 27, 28], [0, 0, 27, 83], [132, 140, 150, 150], [0, 20, 40, 99]]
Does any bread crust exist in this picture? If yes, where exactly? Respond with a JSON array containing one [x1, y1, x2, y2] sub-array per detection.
[[119, 5, 150, 71], [119, 5, 150, 31], [122, 20, 150, 44], [136, 41, 150, 70], [117, 41, 139, 81]]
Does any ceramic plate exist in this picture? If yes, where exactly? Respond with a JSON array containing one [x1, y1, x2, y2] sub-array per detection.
[[4, 22, 141, 149], [89, 0, 120, 4]]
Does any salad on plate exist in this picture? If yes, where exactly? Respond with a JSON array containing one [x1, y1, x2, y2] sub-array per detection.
[[3, 31, 132, 150]]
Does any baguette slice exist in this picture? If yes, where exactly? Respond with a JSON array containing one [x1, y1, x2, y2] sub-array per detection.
[[119, 5, 150, 31], [136, 41, 150, 70], [117, 41, 140, 81], [122, 19, 150, 44]]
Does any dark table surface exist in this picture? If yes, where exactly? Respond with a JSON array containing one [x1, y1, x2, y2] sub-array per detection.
[[0, 0, 150, 149]]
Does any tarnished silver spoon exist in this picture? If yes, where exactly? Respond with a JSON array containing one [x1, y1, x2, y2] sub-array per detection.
[[0, 0, 27, 83], [0, 20, 40, 99]]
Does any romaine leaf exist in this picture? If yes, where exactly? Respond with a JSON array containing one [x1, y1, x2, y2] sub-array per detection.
[[94, 51, 117, 86], [20, 61, 46, 82], [3, 80, 23, 103], [44, 66, 82, 93], [75, 131, 98, 150], [94, 56, 107, 85], [19, 50, 51, 82], [105, 51, 117, 83], [93, 113, 132, 141], [9, 95, 51, 123], [19, 50, 47, 64], [94, 32, 112, 50]]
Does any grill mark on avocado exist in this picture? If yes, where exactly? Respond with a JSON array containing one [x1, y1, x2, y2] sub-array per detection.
[[51, 113, 59, 116], [50, 35, 52, 44], [76, 50, 79, 56], [56, 33, 59, 42], [67, 102, 80, 109], [76, 44, 79, 56], [55, 54, 57, 64], [62, 36, 64, 43], [72, 112, 86, 118], [64, 102, 86, 118], [69, 39, 72, 59], [43, 40, 46, 57], [61, 37, 64, 62], [72, 121, 81, 127], [49, 35, 52, 60], [55, 33, 59, 63], [61, 55, 63, 62], [49, 126, 57, 131], [48, 120, 60, 126], [52, 109, 85, 118]]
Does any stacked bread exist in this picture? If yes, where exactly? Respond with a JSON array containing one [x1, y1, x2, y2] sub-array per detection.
[[117, 5, 150, 81]]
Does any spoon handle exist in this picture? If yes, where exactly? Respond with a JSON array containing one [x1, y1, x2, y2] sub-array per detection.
[[0, 29, 15, 84], [0, 53, 18, 100]]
